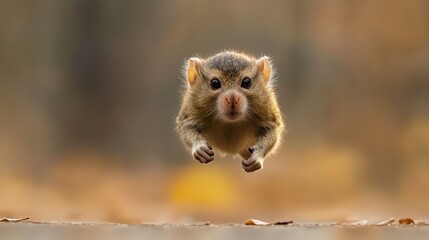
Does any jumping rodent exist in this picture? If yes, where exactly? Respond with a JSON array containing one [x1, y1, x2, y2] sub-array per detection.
[[176, 51, 284, 172]]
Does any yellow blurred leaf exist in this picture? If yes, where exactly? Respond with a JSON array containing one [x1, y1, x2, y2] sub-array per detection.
[[169, 165, 238, 209]]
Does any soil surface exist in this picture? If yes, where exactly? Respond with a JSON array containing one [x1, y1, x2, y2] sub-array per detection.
[[1, 221, 429, 240]]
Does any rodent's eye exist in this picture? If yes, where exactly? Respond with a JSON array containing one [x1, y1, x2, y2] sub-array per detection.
[[241, 77, 251, 89], [210, 78, 221, 90]]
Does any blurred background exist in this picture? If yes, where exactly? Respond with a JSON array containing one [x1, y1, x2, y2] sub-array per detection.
[[1, 0, 429, 223]]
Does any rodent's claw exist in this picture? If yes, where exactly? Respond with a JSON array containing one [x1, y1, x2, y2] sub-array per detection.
[[192, 144, 214, 164], [241, 155, 263, 172], [248, 145, 262, 154]]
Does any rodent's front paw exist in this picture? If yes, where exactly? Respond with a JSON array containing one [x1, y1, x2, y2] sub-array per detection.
[[192, 142, 214, 164], [241, 151, 264, 172]]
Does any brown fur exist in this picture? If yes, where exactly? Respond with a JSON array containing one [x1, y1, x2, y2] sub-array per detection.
[[176, 51, 285, 172]]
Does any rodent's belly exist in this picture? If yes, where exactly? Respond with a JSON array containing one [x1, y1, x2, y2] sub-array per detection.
[[204, 123, 256, 154]]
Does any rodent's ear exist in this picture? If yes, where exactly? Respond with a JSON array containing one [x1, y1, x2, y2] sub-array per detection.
[[187, 58, 202, 87], [256, 56, 272, 83]]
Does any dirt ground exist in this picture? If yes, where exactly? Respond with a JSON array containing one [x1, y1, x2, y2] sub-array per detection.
[[1, 221, 429, 240]]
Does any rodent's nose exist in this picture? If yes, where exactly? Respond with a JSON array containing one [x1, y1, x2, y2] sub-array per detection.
[[225, 93, 241, 108]]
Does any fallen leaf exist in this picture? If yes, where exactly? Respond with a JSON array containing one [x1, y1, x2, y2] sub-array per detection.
[[398, 218, 415, 225], [0, 217, 30, 223], [375, 218, 395, 226], [345, 220, 369, 226], [414, 220, 429, 226], [273, 221, 293, 225], [244, 219, 270, 226]]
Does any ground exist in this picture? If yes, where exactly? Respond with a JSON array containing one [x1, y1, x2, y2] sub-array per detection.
[[1, 221, 429, 240]]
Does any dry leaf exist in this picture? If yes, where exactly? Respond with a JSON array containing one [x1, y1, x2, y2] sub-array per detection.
[[244, 219, 270, 226], [244, 219, 293, 226], [414, 220, 429, 226], [375, 218, 395, 226], [273, 221, 293, 225], [345, 220, 369, 226], [0, 217, 30, 223], [398, 218, 415, 225]]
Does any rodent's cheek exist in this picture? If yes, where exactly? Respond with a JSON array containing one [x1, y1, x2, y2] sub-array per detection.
[[240, 95, 248, 112], [216, 94, 228, 113]]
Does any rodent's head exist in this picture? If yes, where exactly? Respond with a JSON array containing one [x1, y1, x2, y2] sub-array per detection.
[[184, 51, 274, 123]]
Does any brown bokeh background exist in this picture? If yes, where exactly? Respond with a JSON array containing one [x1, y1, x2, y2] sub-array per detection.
[[1, 0, 429, 223]]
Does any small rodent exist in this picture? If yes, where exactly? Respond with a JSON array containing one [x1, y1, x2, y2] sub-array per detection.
[[176, 51, 285, 172]]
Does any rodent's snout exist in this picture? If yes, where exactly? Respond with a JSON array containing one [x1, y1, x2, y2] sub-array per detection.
[[217, 90, 247, 121], [224, 93, 241, 110]]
